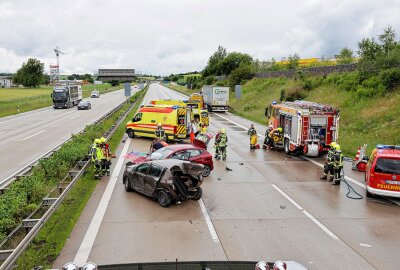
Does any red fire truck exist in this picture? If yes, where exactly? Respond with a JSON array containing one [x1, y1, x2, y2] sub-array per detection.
[[265, 100, 340, 156]]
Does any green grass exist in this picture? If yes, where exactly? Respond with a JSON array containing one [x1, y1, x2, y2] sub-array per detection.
[[14, 88, 147, 269], [229, 77, 400, 157], [0, 84, 121, 118], [163, 83, 198, 95]]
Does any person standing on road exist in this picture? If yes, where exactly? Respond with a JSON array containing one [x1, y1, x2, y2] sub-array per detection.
[[247, 124, 258, 149], [154, 123, 166, 141], [200, 123, 208, 133], [189, 119, 197, 143], [91, 139, 104, 179], [263, 125, 273, 150], [320, 142, 336, 181], [332, 145, 344, 185], [194, 118, 201, 137], [100, 137, 111, 176]]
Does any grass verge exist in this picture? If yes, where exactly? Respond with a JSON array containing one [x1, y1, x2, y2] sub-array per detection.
[[162, 83, 197, 96], [13, 88, 147, 269]]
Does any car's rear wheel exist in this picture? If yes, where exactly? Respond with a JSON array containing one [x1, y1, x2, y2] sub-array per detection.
[[157, 190, 172, 207], [193, 187, 202, 200], [202, 165, 211, 177], [127, 129, 135, 138], [124, 177, 132, 192]]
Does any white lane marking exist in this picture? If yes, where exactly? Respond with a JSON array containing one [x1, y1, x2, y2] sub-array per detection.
[[212, 113, 263, 137], [74, 138, 131, 265], [360, 243, 372, 248], [0, 108, 52, 124], [21, 130, 45, 141], [271, 184, 341, 241], [198, 199, 220, 242], [70, 114, 80, 119]]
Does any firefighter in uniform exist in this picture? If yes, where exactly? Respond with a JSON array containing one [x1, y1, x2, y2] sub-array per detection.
[[247, 124, 258, 149], [262, 125, 273, 150], [200, 122, 208, 133], [215, 128, 228, 160], [91, 139, 104, 179], [100, 137, 111, 176], [269, 127, 283, 149], [154, 123, 166, 140], [332, 144, 343, 185], [320, 142, 336, 181]]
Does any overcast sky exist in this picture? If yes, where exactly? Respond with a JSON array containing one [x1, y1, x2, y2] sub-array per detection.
[[0, 0, 399, 75]]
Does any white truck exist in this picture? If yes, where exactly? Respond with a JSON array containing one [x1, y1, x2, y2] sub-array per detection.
[[201, 85, 229, 112]]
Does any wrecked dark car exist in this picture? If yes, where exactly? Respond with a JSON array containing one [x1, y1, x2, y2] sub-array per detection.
[[123, 159, 204, 207]]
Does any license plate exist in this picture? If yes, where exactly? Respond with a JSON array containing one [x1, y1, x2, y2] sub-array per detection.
[[385, 180, 400, 185]]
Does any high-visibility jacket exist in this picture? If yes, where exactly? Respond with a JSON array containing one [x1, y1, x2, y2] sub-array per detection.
[[91, 145, 104, 162], [201, 126, 207, 133], [333, 151, 343, 168], [218, 134, 228, 146]]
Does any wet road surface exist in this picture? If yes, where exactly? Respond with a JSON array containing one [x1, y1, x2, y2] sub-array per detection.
[[54, 83, 400, 269]]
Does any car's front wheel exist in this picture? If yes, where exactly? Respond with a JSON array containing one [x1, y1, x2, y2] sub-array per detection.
[[127, 129, 135, 138], [157, 190, 172, 207], [193, 187, 202, 200], [124, 177, 132, 192], [202, 165, 211, 177]]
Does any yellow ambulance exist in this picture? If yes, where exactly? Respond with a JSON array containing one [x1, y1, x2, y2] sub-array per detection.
[[125, 105, 191, 141]]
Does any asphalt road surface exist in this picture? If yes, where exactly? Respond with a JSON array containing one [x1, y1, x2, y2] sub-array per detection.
[[54, 83, 400, 269], [0, 88, 136, 185]]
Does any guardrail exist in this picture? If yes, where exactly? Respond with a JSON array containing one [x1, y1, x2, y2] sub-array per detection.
[[0, 89, 146, 269]]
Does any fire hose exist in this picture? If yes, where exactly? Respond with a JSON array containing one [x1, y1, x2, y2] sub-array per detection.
[[340, 168, 364, 200]]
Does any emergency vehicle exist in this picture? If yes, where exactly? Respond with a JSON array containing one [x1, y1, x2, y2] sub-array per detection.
[[150, 99, 209, 126], [125, 105, 191, 141], [265, 100, 340, 156], [365, 144, 400, 198], [189, 93, 205, 109]]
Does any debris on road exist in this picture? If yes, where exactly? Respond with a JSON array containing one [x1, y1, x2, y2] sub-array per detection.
[[226, 166, 233, 171]]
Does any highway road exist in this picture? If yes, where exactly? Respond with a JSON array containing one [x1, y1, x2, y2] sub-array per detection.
[[53, 83, 400, 269], [0, 88, 137, 185]]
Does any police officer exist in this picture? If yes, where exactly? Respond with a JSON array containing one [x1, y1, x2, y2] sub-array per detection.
[[320, 142, 336, 181], [91, 139, 104, 179], [332, 144, 343, 185], [154, 123, 166, 140]]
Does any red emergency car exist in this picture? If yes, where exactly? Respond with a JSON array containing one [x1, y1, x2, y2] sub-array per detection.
[[365, 145, 400, 198]]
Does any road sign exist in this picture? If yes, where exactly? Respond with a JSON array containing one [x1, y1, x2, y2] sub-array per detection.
[[235, 85, 242, 99], [124, 82, 131, 97]]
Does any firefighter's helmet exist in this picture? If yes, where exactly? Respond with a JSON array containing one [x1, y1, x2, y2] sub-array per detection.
[[94, 139, 101, 145], [100, 137, 106, 143], [277, 127, 283, 133], [330, 142, 337, 148], [335, 144, 341, 151], [158, 123, 162, 127], [220, 128, 226, 134]]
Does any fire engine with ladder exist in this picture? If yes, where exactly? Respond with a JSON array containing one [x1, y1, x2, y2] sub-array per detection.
[[265, 100, 340, 156]]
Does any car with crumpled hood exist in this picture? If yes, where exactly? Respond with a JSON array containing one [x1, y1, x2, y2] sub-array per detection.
[[123, 159, 204, 207]]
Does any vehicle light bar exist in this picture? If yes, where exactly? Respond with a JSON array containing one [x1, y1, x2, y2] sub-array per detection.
[[376, 144, 400, 150]]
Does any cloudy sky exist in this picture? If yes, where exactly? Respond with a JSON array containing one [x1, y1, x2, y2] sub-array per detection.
[[0, 0, 399, 75]]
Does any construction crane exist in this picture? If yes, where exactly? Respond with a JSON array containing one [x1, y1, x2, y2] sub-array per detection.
[[50, 46, 65, 84]]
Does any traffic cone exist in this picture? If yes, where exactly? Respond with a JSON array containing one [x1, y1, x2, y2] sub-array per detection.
[[354, 146, 361, 161]]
